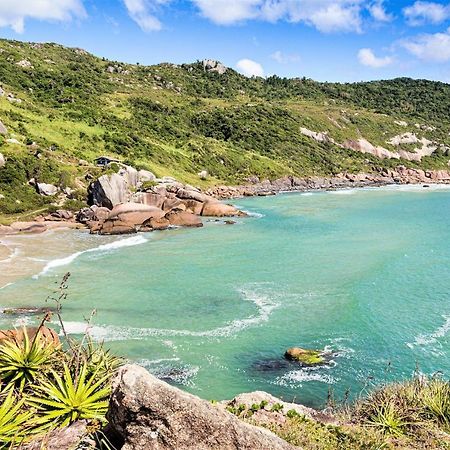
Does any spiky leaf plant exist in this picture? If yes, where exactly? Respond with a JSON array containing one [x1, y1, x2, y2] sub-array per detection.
[[0, 388, 33, 448], [0, 329, 57, 390], [27, 362, 111, 430], [421, 379, 450, 428]]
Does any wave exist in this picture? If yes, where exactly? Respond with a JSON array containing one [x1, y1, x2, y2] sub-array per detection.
[[328, 189, 356, 195], [408, 315, 450, 347], [136, 358, 199, 387], [61, 286, 281, 341], [0, 245, 19, 264], [0, 282, 13, 290], [35, 235, 148, 277], [275, 367, 337, 387]]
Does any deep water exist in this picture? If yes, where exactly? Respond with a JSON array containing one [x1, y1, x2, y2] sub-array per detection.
[[1, 185, 450, 408]]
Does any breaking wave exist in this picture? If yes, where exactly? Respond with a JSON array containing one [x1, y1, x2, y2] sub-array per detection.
[[35, 235, 148, 277], [61, 286, 281, 341], [408, 315, 450, 348]]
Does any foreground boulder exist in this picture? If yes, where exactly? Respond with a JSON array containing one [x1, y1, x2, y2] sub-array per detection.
[[107, 365, 294, 450], [201, 201, 242, 217]]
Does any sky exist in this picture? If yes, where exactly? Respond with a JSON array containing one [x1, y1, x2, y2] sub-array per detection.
[[1, 0, 450, 82]]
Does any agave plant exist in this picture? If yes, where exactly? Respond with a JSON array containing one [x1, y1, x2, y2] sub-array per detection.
[[27, 362, 111, 430], [0, 388, 33, 447], [0, 329, 56, 390], [82, 340, 123, 379]]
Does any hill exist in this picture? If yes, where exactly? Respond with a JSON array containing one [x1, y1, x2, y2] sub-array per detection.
[[0, 38, 449, 218]]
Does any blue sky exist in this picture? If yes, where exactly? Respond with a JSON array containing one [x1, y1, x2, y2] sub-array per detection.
[[1, 0, 450, 82]]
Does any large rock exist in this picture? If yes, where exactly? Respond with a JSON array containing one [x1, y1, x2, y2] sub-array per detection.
[[107, 203, 165, 221], [37, 183, 58, 196], [201, 201, 240, 217], [132, 192, 165, 208], [138, 169, 156, 182], [0, 153, 4, 168], [0, 121, 7, 135], [202, 59, 227, 75], [22, 421, 90, 450], [176, 188, 207, 203], [98, 220, 137, 236], [119, 165, 139, 188], [165, 209, 203, 227], [106, 365, 294, 450], [90, 173, 129, 209]]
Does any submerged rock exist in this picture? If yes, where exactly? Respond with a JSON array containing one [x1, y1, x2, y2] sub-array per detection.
[[106, 364, 294, 450], [284, 347, 326, 366]]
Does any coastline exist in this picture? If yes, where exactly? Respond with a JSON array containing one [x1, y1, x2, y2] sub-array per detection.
[[0, 177, 450, 290]]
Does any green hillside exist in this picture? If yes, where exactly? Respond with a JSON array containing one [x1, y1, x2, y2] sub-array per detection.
[[0, 38, 449, 218]]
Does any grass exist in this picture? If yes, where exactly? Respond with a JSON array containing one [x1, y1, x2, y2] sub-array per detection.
[[0, 38, 449, 220]]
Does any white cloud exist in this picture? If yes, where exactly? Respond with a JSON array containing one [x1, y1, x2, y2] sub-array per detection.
[[368, 1, 393, 22], [192, 0, 367, 33], [270, 50, 300, 64], [403, 1, 450, 26], [236, 58, 265, 77], [0, 0, 85, 33], [358, 48, 393, 67], [402, 27, 450, 62], [193, 0, 261, 25], [123, 0, 171, 32]]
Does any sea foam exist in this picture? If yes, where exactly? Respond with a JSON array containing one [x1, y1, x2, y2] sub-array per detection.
[[35, 235, 148, 277], [409, 315, 450, 347], [61, 285, 280, 342]]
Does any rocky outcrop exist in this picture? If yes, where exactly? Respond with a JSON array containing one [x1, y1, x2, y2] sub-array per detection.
[[37, 183, 58, 196], [202, 59, 227, 75], [106, 364, 294, 450], [0, 120, 7, 135], [206, 168, 450, 199], [0, 152, 5, 168], [201, 201, 241, 217], [90, 173, 129, 208], [165, 209, 203, 227], [22, 421, 91, 450]]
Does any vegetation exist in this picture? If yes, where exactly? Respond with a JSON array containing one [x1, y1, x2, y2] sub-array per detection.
[[0, 38, 449, 220], [0, 274, 122, 448]]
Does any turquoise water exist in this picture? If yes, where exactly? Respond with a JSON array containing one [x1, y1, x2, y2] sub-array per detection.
[[1, 185, 450, 408]]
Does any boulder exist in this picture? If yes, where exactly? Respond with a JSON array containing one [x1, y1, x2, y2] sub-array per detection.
[[0, 153, 5, 168], [22, 421, 91, 450], [0, 326, 59, 347], [76, 207, 96, 224], [165, 209, 203, 227], [284, 348, 326, 366], [0, 120, 7, 135], [201, 201, 240, 217], [0, 225, 15, 235], [37, 183, 58, 196], [138, 169, 156, 182], [119, 165, 139, 188], [9, 222, 47, 234], [90, 173, 129, 209], [144, 217, 170, 231], [132, 192, 165, 208], [98, 220, 137, 236], [106, 364, 294, 450], [176, 188, 206, 203], [107, 203, 165, 221], [162, 197, 184, 211], [181, 199, 204, 215], [202, 59, 227, 75]]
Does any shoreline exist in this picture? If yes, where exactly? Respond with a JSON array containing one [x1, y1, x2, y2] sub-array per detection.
[[2, 180, 450, 290]]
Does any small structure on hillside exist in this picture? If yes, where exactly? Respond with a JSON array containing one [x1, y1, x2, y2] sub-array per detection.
[[94, 156, 121, 167]]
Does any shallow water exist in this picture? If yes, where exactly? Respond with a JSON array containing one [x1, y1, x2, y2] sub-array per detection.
[[1, 185, 450, 407]]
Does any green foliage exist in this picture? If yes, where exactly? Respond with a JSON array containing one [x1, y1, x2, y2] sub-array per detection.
[[0, 38, 449, 219], [28, 362, 111, 430], [367, 400, 410, 436], [420, 379, 450, 428], [0, 388, 33, 447], [0, 329, 57, 390]]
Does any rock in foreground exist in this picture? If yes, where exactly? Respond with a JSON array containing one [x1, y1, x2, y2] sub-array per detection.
[[107, 364, 295, 450]]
